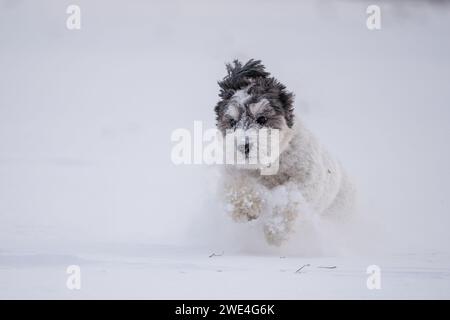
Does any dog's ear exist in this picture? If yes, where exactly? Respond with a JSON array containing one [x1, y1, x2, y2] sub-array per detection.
[[271, 79, 295, 128], [251, 77, 295, 128], [279, 88, 295, 128], [217, 59, 270, 99]]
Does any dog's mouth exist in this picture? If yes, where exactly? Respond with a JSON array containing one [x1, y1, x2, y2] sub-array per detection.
[[221, 128, 281, 175], [237, 140, 252, 158]]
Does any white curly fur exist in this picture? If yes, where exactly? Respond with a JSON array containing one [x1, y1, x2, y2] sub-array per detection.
[[220, 120, 355, 246]]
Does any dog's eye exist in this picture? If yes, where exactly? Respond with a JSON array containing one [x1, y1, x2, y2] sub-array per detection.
[[229, 119, 236, 127], [256, 116, 267, 125]]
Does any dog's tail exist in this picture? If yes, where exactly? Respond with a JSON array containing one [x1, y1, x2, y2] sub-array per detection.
[[218, 59, 269, 97]]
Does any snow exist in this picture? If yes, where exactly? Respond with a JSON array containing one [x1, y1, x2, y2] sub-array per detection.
[[1, 0, 450, 299], [1, 245, 450, 299]]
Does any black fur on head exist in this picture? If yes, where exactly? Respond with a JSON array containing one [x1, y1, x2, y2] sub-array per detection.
[[214, 59, 295, 131], [217, 59, 270, 99]]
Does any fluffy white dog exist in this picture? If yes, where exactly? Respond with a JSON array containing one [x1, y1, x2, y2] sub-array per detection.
[[214, 60, 355, 246]]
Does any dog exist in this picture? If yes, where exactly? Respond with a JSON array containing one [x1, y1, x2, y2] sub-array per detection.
[[214, 59, 355, 246]]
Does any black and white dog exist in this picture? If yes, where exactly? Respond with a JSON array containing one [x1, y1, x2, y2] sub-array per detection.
[[214, 60, 355, 245]]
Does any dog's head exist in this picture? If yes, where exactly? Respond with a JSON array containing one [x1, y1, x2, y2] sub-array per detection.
[[214, 59, 295, 160]]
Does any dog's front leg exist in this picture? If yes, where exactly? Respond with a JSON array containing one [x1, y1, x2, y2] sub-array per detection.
[[222, 173, 266, 222], [262, 184, 304, 246]]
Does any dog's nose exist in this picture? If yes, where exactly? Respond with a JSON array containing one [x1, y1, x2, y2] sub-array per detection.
[[244, 142, 250, 155], [238, 141, 251, 156]]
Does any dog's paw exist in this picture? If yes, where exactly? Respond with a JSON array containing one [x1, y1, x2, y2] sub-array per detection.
[[225, 185, 265, 222], [263, 204, 298, 246]]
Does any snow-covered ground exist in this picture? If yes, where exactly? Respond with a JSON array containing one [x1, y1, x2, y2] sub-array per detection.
[[1, 0, 450, 299], [1, 245, 450, 299]]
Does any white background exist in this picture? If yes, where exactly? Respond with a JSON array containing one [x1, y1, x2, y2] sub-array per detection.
[[1, 0, 450, 298]]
